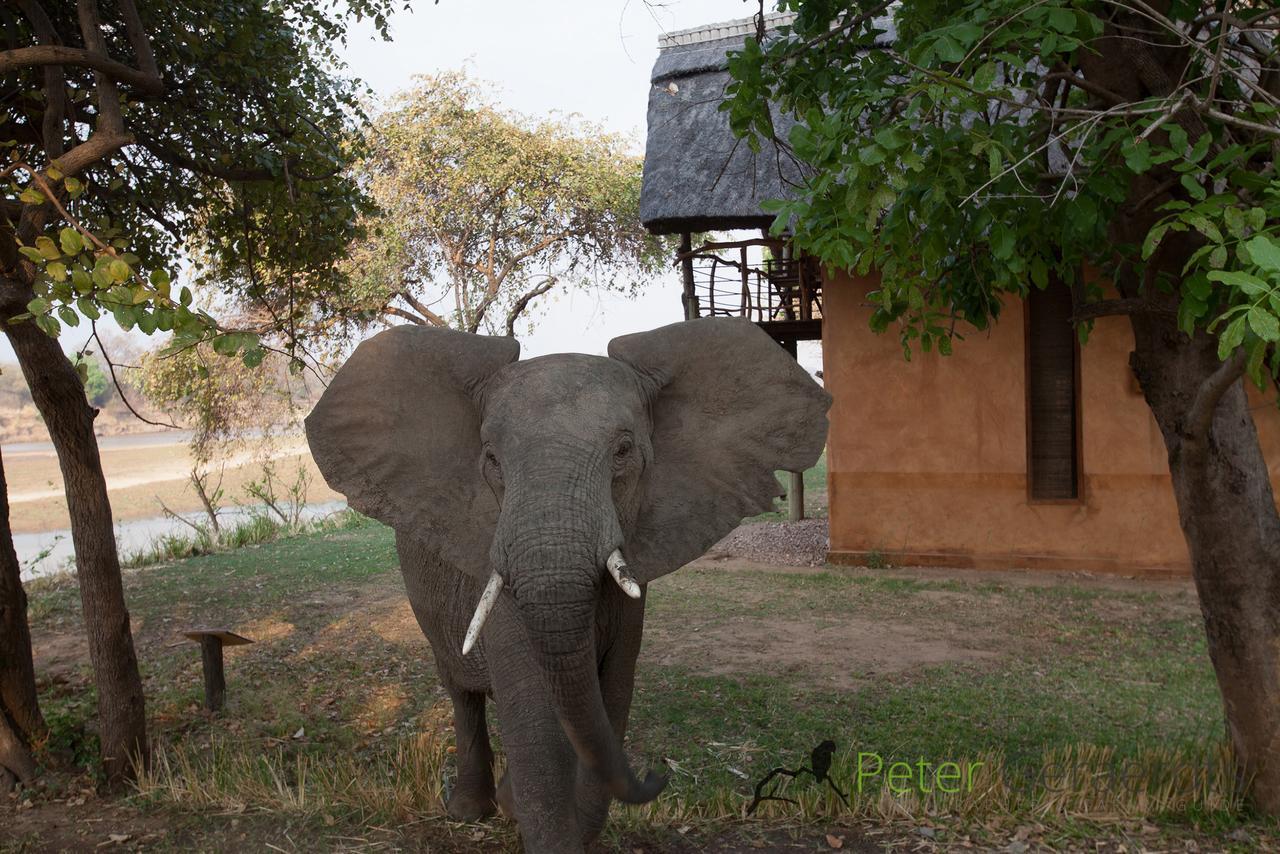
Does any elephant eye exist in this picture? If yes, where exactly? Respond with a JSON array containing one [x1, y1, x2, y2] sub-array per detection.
[[614, 437, 633, 461], [485, 449, 500, 472]]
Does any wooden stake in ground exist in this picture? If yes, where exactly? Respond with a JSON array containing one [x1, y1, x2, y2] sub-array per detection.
[[183, 630, 253, 712]]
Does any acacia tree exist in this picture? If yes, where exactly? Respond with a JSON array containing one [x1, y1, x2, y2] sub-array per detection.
[[728, 0, 1280, 811], [0, 0, 394, 785], [341, 72, 666, 337]]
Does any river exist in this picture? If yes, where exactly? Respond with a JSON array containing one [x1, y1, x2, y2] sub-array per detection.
[[16, 500, 348, 582]]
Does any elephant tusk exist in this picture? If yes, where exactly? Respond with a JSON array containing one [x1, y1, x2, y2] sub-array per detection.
[[607, 549, 642, 599], [462, 571, 504, 656]]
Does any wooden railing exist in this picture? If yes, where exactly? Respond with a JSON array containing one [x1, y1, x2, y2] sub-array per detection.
[[678, 238, 823, 326]]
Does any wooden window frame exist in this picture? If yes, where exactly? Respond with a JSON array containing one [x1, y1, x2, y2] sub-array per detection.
[[1023, 289, 1086, 505]]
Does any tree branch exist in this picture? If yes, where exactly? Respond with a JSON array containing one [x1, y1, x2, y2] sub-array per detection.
[[1185, 348, 1247, 445], [384, 306, 433, 326], [92, 325, 181, 429], [504, 276, 556, 337], [0, 45, 163, 94], [1042, 70, 1125, 106], [1071, 297, 1176, 323], [396, 290, 446, 326]]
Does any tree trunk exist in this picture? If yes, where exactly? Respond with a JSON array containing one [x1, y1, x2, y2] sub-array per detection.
[[1130, 316, 1280, 814], [4, 318, 147, 785], [0, 444, 45, 791]]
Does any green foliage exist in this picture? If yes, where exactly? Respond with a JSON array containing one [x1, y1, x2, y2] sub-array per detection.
[[136, 344, 292, 465], [3, 0, 401, 364], [725, 2, 1280, 373], [338, 72, 669, 336], [71, 353, 113, 407]]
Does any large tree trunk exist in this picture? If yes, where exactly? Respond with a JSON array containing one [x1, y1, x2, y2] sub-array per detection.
[[4, 318, 147, 785], [0, 444, 45, 791], [1130, 316, 1280, 813]]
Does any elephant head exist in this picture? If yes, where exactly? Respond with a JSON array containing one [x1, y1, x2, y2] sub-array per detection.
[[305, 318, 830, 804]]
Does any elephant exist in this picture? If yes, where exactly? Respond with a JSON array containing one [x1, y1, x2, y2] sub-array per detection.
[[304, 317, 830, 853]]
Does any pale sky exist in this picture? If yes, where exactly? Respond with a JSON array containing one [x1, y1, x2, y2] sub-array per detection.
[[5, 0, 823, 371]]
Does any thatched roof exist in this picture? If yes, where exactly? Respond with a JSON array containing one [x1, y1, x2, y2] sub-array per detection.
[[639, 13, 895, 235], [639, 14, 801, 234]]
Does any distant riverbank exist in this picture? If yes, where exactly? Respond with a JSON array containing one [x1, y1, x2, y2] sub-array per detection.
[[4, 430, 341, 535]]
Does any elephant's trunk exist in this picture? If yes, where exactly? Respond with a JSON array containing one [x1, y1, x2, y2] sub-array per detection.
[[515, 574, 665, 804]]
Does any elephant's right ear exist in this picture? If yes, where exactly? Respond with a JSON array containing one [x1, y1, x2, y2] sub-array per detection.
[[305, 325, 519, 581]]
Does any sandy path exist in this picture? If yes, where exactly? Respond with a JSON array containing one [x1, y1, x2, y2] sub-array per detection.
[[7, 445, 284, 503], [7, 435, 342, 533]]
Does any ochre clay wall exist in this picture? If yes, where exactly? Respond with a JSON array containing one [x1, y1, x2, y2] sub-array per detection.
[[822, 271, 1280, 576]]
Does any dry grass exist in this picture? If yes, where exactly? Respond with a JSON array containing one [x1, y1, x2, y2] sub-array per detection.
[[134, 735, 1242, 834], [136, 734, 451, 820]]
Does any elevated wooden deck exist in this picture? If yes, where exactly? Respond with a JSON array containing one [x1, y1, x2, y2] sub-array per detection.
[[677, 237, 823, 346]]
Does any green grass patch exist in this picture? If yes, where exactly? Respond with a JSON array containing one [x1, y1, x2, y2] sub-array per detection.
[[22, 517, 1274, 847]]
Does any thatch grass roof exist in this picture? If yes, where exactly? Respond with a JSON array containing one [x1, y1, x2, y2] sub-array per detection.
[[639, 13, 896, 235], [639, 14, 802, 235]]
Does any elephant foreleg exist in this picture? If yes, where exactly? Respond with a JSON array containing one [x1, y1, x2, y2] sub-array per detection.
[[445, 685, 496, 821]]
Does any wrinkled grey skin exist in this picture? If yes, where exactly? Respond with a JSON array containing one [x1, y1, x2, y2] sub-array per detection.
[[305, 318, 829, 853]]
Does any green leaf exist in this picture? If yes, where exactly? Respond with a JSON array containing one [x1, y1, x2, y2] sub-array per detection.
[[1122, 140, 1152, 173], [991, 224, 1015, 260], [1244, 235, 1280, 273], [19, 187, 44, 205], [1046, 7, 1076, 32], [35, 236, 60, 260], [1187, 133, 1211, 163], [1030, 256, 1049, 289], [972, 61, 997, 91], [46, 261, 67, 281], [1142, 223, 1169, 260], [1185, 213, 1222, 243], [108, 259, 132, 283], [1219, 314, 1246, 359], [59, 228, 84, 255], [1207, 270, 1268, 294], [26, 297, 49, 315], [859, 144, 886, 165], [874, 127, 905, 150], [1178, 296, 1206, 334], [934, 34, 965, 63], [1222, 207, 1246, 239], [57, 306, 79, 328], [71, 269, 93, 294], [1179, 173, 1206, 201], [1249, 306, 1280, 341], [1246, 337, 1268, 388]]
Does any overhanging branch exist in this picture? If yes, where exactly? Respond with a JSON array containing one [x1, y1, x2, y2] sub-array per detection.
[[0, 45, 163, 94]]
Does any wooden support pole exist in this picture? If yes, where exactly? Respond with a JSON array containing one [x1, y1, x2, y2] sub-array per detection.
[[779, 337, 806, 521], [199, 636, 225, 712], [789, 471, 805, 523], [680, 232, 699, 320]]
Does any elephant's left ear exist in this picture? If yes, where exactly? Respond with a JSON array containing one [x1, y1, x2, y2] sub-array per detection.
[[608, 318, 831, 584]]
